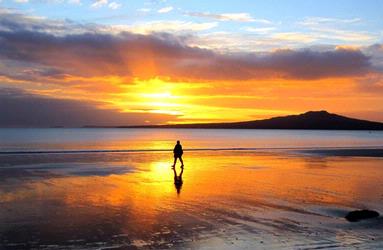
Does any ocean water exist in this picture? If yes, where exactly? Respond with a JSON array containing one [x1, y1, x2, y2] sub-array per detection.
[[0, 128, 383, 152]]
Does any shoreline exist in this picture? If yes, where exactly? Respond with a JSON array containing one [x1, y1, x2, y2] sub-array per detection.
[[0, 146, 382, 157]]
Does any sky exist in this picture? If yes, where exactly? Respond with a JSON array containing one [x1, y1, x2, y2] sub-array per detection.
[[0, 0, 382, 126]]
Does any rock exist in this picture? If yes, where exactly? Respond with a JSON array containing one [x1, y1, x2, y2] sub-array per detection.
[[345, 210, 380, 222]]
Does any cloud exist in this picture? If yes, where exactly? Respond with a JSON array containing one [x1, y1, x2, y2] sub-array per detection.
[[158, 6, 173, 13], [0, 10, 377, 83], [137, 8, 151, 13], [112, 21, 218, 34], [299, 17, 362, 26], [185, 11, 270, 23], [364, 44, 383, 71], [91, 0, 108, 8], [108, 2, 121, 10], [0, 88, 176, 127], [297, 16, 376, 44], [68, 0, 81, 4], [0, 11, 382, 125], [14, 0, 29, 3], [272, 32, 316, 43], [243, 27, 276, 34]]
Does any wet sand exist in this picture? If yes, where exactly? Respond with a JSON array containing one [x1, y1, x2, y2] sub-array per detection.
[[0, 149, 382, 249], [299, 148, 383, 157]]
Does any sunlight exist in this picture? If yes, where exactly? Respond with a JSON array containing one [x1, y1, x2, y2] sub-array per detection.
[[140, 92, 175, 99], [139, 92, 183, 115], [145, 160, 172, 181], [131, 78, 183, 115]]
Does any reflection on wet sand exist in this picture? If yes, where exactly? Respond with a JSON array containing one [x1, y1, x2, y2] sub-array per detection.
[[0, 150, 382, 249], [173, 166, 184, 195]]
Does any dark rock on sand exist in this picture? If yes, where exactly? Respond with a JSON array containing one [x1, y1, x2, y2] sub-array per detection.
[[345, 210, 380, 222]]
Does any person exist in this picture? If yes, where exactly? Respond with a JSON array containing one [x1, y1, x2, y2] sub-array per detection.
[[172, 140, 184, 168]]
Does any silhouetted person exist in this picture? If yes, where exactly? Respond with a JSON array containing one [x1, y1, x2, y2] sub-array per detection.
[[173, 166, 183, 195], [172, 140, 184, 168]]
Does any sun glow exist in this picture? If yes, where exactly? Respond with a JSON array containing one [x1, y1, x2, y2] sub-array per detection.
[[32, 75, 380, 126], [103, 77, 301, 124], [138, 85, 184, 116]]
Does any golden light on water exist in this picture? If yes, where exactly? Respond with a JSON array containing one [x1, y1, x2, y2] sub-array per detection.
[[143, 160, 173, 182], [2, 148, 383, 248], [4, 151, 383, 214]]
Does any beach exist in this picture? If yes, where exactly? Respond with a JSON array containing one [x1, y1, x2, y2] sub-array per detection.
[[2, 0, 383, 248], [0, 129, 382, 249]]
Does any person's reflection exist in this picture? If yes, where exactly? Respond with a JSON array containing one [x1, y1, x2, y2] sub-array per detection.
[[172, 167, 184, 195]]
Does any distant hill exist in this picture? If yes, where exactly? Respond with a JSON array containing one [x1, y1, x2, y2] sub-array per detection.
[[116, 111, 383, 130]]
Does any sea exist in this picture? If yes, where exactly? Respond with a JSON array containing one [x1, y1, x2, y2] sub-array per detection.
[[1, 128, 382, 152]]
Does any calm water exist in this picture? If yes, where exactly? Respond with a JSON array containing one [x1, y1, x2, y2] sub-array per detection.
[[0, 128, 383, 152]]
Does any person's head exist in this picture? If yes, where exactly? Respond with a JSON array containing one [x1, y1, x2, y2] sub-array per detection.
[[177, 140, 180, 144]]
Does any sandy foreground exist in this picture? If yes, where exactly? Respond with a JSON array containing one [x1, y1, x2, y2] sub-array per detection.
[[0, 149, 382, 249]]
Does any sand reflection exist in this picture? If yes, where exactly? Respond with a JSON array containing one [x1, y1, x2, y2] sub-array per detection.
[[0, 150, 382, 248]]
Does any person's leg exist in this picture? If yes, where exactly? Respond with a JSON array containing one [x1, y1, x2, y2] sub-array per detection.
[[179, 156, 184, 167], [173, 157, 177, 167]]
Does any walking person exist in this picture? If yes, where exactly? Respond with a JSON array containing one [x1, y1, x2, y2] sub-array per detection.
[[172, 140, 184, 168]]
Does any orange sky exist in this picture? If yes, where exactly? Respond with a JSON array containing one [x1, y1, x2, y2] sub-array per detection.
[[5, 72, 382, 125], [0, 10, 382, 126]]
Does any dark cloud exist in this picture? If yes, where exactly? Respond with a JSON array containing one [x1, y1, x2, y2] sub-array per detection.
[[0, 11, 374, 81], [0, 88, 176, 127], [254, 48, 371, 79], [364, 44, 383, 72]]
